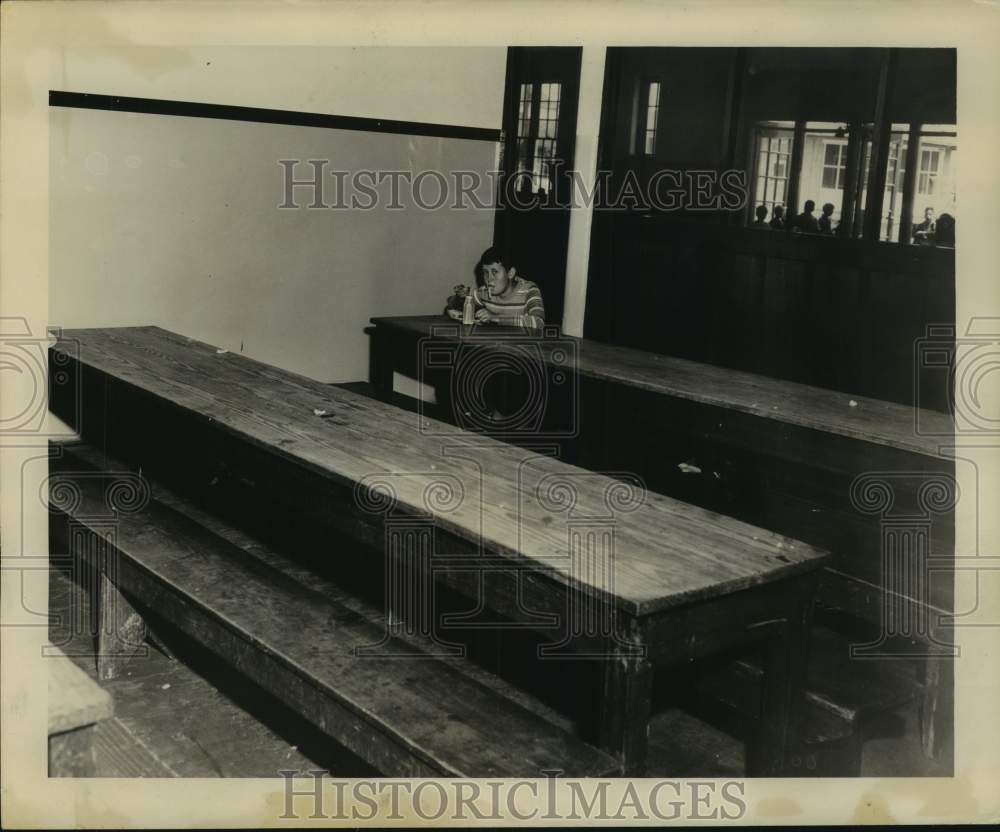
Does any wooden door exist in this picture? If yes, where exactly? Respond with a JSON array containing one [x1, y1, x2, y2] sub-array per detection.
[[494, 47, 582, 329]]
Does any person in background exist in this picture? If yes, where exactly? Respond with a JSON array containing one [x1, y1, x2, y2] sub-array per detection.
[[751, 204, 769, 228], [934, 213, 955, 247], [818, 202, 836, 235], [912, 207, 936, 245], [769, 204, 786, 230], [792, 200, 820, 234], [445, 247, 545, 330], [442, 248, 547, 424]]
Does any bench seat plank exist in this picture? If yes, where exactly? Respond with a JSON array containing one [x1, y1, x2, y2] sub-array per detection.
[[48, 644, 114, 736], [48, 643, 114, 776], [50, 461, 619, 778]]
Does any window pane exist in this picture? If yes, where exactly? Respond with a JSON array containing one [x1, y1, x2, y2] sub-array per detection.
[[518, 84, 533, 138], [883, 124, 956, 245], [880, 135, 906, 241], [643, 81, 661, 156], [514, 80, 564, 193], [645, 106, 657, 131], [814, 138, 847, 201], [797, 124, 855, 233], [749, 122, 795, 224], [516, 138, 532, 176]]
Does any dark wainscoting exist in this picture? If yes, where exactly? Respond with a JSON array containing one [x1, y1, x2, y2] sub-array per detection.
[[584, 213, 955, 413]]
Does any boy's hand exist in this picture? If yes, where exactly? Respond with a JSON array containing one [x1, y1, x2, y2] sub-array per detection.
[[474, 308, 493, 323], [446, 308, 462, 320]]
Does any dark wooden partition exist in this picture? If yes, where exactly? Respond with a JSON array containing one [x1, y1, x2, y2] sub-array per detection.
[[585, 213, 955, 412], [583, 46, 956, 412], [577, 47, 957, 765]]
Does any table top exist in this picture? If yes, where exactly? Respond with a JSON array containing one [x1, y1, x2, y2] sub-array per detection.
[[54, 326, 827, 617], [371, 315, 953, 459]]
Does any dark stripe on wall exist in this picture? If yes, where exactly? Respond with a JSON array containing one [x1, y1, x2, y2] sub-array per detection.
[[49, 90, 501, 143]]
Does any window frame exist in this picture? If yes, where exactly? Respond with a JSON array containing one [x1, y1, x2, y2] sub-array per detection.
[[821, 141, 848, 190], [750, 123, 794, 219], [744, 119, 956, 248], [514, 80, 564, 195], [918, 146, 941, 196], [642, 80, 662, 157]]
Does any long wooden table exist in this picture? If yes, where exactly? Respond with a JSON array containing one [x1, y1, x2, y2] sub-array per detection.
[[51, 325, 828, 775], [367, 314, 955, 631], [368, 314, 957, 762], [368, 315, 953, 457]]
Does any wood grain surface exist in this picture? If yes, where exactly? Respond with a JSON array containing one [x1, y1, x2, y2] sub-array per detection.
[[51, 455, 619, 778], [53, 326, 826, 617], [371, 315, 952, 458], [48, 643, 114, 735]]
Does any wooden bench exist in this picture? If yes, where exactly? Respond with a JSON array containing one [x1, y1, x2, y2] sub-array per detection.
[[689, 624, 924, 776], [48, 444, 619, 778], [367, 315, 955, 764], [50, 325, 828, 775], [48, 643, 114, 776]]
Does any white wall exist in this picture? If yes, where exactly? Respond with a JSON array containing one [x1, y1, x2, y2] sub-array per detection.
[[55, 46, 505, 129], [561, 46, 606, 337], [50, 47, 506, 383]]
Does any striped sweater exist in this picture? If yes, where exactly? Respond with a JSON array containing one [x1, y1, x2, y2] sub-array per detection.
[[473, 277, 546, 330]]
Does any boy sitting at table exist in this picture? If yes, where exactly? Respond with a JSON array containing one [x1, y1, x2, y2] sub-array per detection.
[[445, 247, 546, 330]]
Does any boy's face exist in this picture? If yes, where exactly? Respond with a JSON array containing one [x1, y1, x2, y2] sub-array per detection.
[[481, 261, 511, 295]]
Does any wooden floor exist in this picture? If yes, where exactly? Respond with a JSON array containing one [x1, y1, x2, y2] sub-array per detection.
[[49, 568, 359, 777]]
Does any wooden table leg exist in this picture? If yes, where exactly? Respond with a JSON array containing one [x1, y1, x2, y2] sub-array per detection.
[[599, 653, 654, 775], [746, 594, 813, 776], [434, 365, 455, 425], [368, 326, 394, 402]]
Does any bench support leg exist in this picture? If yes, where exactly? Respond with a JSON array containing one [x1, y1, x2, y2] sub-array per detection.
[[599, 655, 653, 776], [747, 600, 812, 777], [95, 573, 149, 680], [920, 656, 953, 762]]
